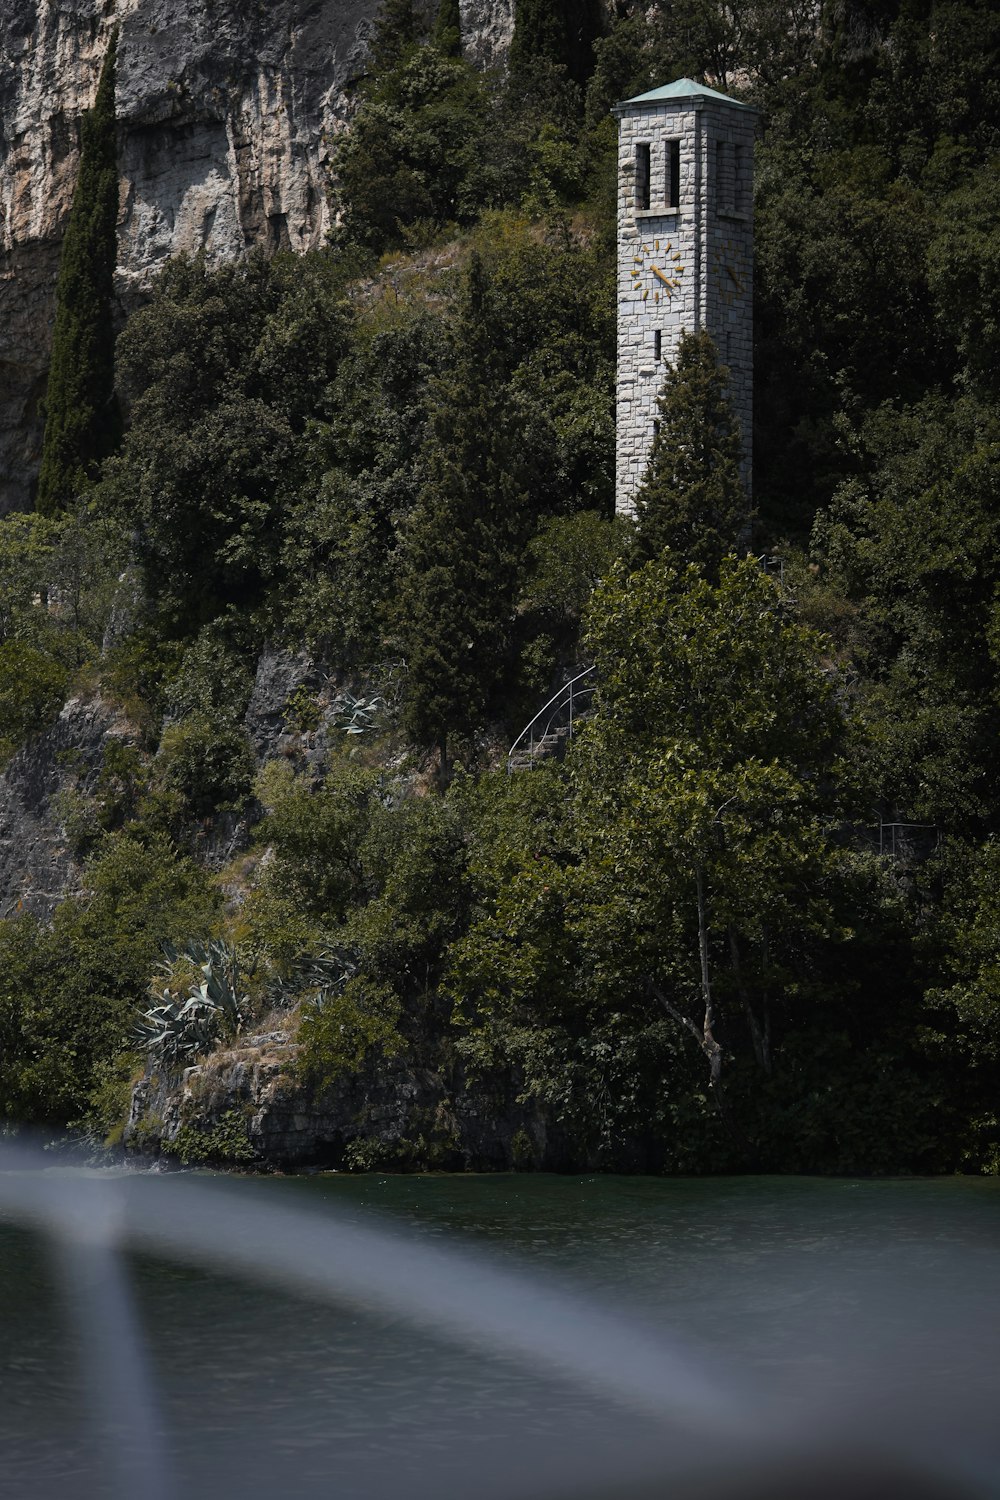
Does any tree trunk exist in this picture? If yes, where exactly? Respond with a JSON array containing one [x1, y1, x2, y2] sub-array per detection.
[[695, 863, 725, 1086], [727, 924, 771, 1075], [646, 866, 753, 1160]]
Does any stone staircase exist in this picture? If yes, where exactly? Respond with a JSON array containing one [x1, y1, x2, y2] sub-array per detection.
[[507, 667, 596, 773], [507, 724, 574, 773]]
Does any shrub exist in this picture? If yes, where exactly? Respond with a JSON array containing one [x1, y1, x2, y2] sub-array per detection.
[[298, 974, 403, 1086], [156, 713, 255, 817], [0, 641, 70, 763]]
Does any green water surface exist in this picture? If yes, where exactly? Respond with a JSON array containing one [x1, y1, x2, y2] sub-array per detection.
[[1, 1173, 997, 1499]]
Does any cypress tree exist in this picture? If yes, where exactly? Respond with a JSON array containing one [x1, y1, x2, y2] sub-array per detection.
[[433, 0, 462, 57], [399, 255, 529, 774], [631, 329, 747, 576], [36, 30, 120, 516]]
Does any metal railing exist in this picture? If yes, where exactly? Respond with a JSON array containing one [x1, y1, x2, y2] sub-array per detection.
[[507, 666, 596, 773], [878, 822, 938, 860]]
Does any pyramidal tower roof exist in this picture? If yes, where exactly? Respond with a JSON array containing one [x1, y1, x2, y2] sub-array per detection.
[[618, 77, 756, 110]]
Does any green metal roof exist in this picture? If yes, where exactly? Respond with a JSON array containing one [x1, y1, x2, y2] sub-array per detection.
[[618, 77, 755, 110]]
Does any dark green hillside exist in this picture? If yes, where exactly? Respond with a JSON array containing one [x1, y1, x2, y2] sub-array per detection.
[[3, 0, 1000, 1172]]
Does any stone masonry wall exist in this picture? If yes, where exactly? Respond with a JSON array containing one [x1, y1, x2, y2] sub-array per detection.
[[615, 93, 755, 514]]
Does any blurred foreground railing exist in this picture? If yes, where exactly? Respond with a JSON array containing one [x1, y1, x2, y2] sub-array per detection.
[[0, 1140, 988, 1500]]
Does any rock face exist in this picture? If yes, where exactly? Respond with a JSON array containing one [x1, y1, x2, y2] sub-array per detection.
[[0, 0, 515, 514], [125, 1028, 561, 1172], [0, 693, 137, 918]]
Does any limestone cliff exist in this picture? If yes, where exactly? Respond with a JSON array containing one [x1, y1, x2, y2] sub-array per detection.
[[0, 0, 515, 514], [0, 693, 137, 918]]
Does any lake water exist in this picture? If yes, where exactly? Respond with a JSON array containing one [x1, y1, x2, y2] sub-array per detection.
[[1, 1169, 998, 1499]]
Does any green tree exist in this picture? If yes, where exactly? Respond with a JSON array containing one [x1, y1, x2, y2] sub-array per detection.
[[575, 556, 846, 1128], [928, 162, 1000, 401], [155, 714, 255, 819], [0, 513, 57, 643], [514, 510, 626, 702], [100, 252, 347, 627], [522, 511, 625, 623], [333, 47, 493, 253], [36, 31, 119, 515], [369, 0, 420, 75], [509, 0, 603, 89], [433, 0, 462, 57], [0, 502, 128, 763], [631, 330, 746, 573], [812, 394, 1000, 829], [398, 256, 531, 770], [0, 642, 70, 765], [282, 215, 614, 680], [450, 555, 851, 1162], [753, 149, 943, 536], [252, 760, 377, 929], [929, 839, 1000, 1068], [923, 836, 1000, 1170], [0, 830, 218, 1124], [282, 306, 446, 658]]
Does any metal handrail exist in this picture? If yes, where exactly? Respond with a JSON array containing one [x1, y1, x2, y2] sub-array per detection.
[[878, 822, 938, 859], [507, 666, 596, 772]]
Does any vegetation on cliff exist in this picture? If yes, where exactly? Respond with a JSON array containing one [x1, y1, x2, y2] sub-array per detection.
[[2, 0, 1000, 1171], [36, 31, 120, 517]]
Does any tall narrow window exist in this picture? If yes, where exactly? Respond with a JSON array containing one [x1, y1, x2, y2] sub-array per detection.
[[666, 139, 680, 210], [653, 418, 661, 441], [654, 329, 662, 361], [716, 140, 738, 214], [733, 143, 744, 214], [635, 143, 651, 212], [715, 139, 726, 211]]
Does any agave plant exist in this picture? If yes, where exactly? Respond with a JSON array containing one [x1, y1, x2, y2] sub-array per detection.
[[135, 940, 251, 1067], [327, 690, 387, 736], [325, 663, 405, 737], [265, 945, 359, 1012]]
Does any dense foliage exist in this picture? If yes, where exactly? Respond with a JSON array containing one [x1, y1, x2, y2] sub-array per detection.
[[36, 31, 120, 516], [3, 0, 1000, 1172], [631, 329, 747, 574]]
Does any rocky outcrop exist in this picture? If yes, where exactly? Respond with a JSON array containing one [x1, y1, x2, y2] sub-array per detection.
[[0, 643, 398, 917], [125, 1028, 556, 1171], [0, 0, 515, 514], [0, 692, 137, 917], [244, 644, 316, 763]]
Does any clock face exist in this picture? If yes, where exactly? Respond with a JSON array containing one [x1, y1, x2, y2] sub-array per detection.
[[629, 237, 685, 305], [712, 237, 746, 306]]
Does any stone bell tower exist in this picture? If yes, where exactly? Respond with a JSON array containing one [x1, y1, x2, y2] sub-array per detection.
[[613, 78, 757, 515]]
